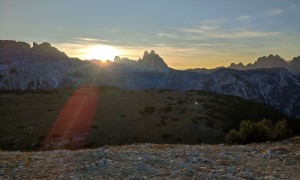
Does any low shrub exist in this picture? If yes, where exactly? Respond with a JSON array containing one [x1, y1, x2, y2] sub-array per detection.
[[225, 119, 293, 144]]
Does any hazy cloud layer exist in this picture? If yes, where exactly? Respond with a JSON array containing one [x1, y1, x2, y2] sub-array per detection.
[[265, 9, 284, 16], [237, 15, 252, 21]]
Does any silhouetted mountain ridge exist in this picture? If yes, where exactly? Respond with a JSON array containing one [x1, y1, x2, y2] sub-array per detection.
[[0, 40, 68, 64], [1, 40, 300, 118], [114, 50, 169, 72], [227, 54, 300, 76], [31, 42, 68, 60], [187, 54, 300, 76]]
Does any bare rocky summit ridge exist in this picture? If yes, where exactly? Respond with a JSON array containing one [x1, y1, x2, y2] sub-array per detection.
[[0, 40, 68, 64], [228, 54, 300, 76], [1, 137, 299, 179], [139, 50, 169, 72], [229, 55, 287, 70], [114, 50, 169, 72]]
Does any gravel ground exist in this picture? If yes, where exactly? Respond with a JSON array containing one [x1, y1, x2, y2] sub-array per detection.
[[1, 137, 300, 179]]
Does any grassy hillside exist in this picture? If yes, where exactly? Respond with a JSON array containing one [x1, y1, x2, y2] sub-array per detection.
[[0, 86, 298, 151]]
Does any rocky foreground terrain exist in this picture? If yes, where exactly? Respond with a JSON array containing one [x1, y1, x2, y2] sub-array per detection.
[[1, 137, 299, 179]]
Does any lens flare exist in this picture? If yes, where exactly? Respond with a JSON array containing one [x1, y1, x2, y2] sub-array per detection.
[[42, 85, 99, 150]]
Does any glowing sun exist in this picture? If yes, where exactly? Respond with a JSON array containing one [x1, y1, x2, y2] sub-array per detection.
[[84, 45, 121, 61]]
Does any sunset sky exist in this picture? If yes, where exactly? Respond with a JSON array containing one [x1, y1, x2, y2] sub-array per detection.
[[0, 0, 299, 69]]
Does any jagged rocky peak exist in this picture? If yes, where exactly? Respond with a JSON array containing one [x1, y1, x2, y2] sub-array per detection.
[[289, 56, 300, 68], [31, 42, 68, 59], [142, 50, 159, 60], [114, 56, 135, 64], [0, 40, 31, 51], [228, 54, 292, 71], [288, 56, 300, 76], [0, 40, 32, 64], [114, 56, 121, 62], [143, 50, 150, 58], [113, 51, 169, 72], [142, 50, 154, 61], [140, 50, 169, 72], [32, 42, 51, 49], [254, 54, 287, 68], [290, 56, 300, 63], [228, 62, 246, 70], [0, 41, 69, 64], [150, 50, 156, 55]]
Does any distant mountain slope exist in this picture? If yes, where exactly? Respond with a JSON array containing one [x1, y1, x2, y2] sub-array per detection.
[[1, 40, 300, 118], [101, 68, 300, 118], [201, 68, 300, 118]]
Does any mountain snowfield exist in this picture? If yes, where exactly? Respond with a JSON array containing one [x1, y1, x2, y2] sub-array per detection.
[[0, 40, 300, 118]]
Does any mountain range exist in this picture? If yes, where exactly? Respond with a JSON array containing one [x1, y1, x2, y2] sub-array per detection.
[[0, 40, 300, 118], [228, 54, 300, 76], [186, 54, 300, 76]]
